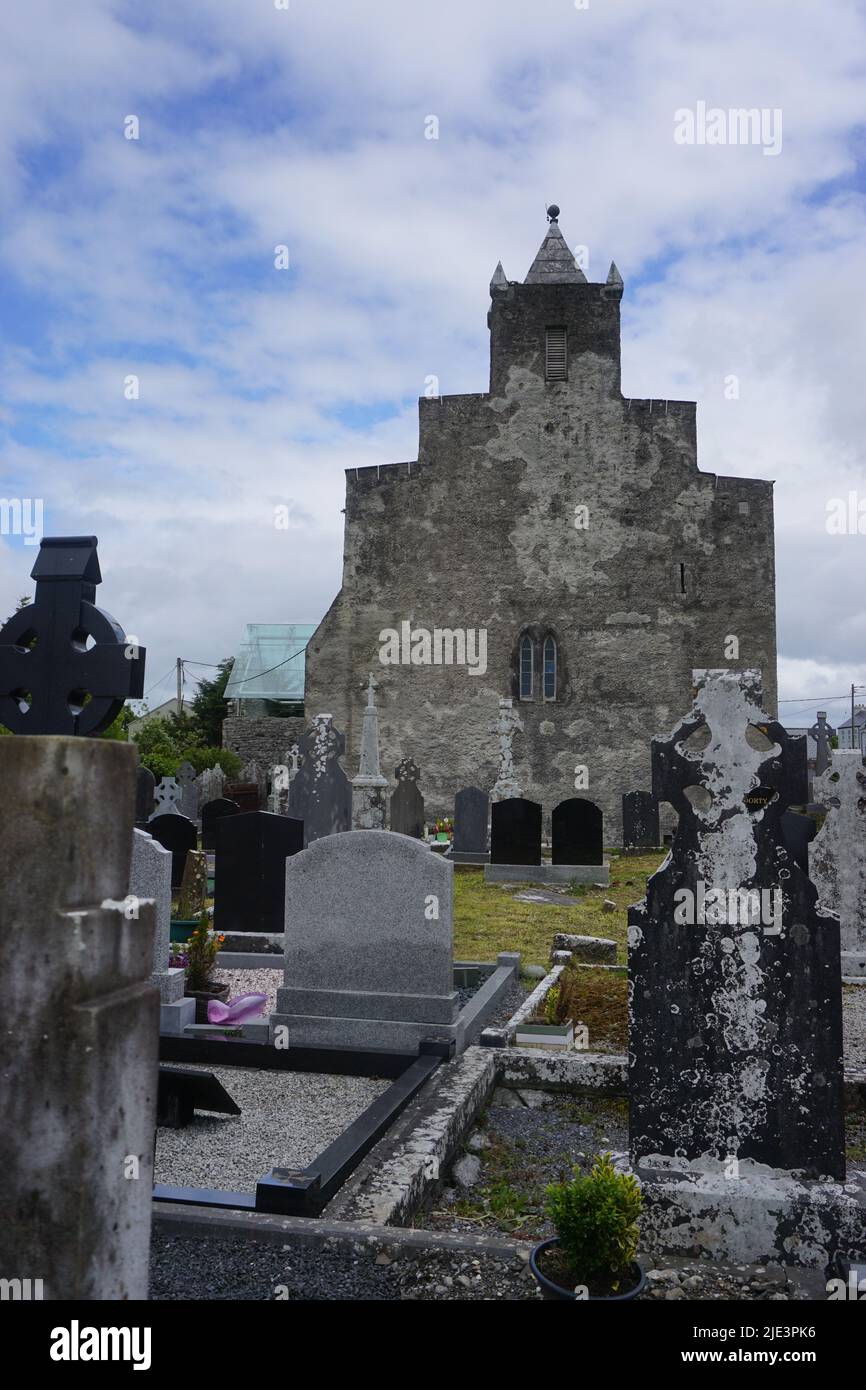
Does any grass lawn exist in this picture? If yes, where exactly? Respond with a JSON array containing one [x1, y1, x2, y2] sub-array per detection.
[[452, 850, 666, 969]]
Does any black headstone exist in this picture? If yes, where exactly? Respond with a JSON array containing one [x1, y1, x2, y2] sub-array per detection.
[[621, 790, 659, 849], [0, 535, 145, 735], [201, 797, 241, 853], [781, 808, 818, 872], [490, 797, 542, 866], [135, 766, 155, 825], [628, 670, 844, 1180], [148, 812, 198, 891], [452, 786, 489, 859], [214, 810, 304, 934], [391, 758, 424, 839], [552, 797, 603, 865]]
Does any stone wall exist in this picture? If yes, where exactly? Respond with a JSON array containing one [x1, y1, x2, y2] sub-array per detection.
[[222, 716, 307, 769], [302, 236, 777, 841]]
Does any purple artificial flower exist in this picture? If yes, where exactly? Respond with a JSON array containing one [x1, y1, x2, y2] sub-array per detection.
[[207, 992, 268, 1026]]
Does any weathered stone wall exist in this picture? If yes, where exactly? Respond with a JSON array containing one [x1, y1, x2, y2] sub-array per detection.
[[222, 715, 306, 769], [304, 268, 777, 841]]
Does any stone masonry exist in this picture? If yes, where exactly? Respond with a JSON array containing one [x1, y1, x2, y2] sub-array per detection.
[[302, 208, 777, 840]]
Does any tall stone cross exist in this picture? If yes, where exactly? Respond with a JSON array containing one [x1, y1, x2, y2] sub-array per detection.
[[352, 674, 388, 829], [808, 709, 836, 778], [629, 667, 844, 1180], [0, 536, 145, 735], [490, 697, 523, 802]]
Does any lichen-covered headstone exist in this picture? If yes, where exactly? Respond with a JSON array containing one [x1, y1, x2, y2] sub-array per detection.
[[628, 668, 844, 1180], [288, 713, 352, 846], [177, 848, 208, 919], [809, 750, 866, 975], [622, 790, 660, 849]]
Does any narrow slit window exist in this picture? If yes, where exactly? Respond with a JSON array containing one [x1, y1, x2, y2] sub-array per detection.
[[519, 636, 534, 699], [545, 327, 567, 381], [543, 636, 557, 700], [679, 562, 687, 595]]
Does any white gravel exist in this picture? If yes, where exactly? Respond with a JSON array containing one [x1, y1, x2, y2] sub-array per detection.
[[843, 984, 866, 1069], [155, 1066, 390, 1192]]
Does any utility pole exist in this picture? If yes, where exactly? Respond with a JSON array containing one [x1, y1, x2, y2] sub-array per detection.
[[177, 657, 184, 717]]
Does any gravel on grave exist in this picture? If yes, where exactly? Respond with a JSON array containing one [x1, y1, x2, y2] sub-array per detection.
[[154, 1067, 390, 1192], [149, 1233, 538, 1301]]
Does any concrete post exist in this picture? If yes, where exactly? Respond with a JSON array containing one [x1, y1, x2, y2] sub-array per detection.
[[0, 736, 159, 1300]]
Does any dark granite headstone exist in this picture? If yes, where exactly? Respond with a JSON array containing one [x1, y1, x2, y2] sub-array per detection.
[[147, 812, 198, 891], [781, 808, 819, 872], [628, 669, 844, 1180], [134, 766, 155, 825], [490, 797, 542, 866], [552, 797, 603, 865], [452, 786, 490, 861], [201, 797, 241, 854], [621, 790, 659, 849], [214, 810, 304, 934], [390, 758, 424, 839], [287, 714, 351, 847]]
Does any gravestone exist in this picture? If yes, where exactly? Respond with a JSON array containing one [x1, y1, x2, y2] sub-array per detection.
[[351, 675, 389, 830], [214, 810, 304, 934], [0, 535, 145, 735], [451, 785, 489, 863], [151, 775, 182, 818], [129, 828, 194, 1034], [391, 757, 424, 839], [808, 710, 836, 779], [177, 848, 208, 919], [780, 808, 818, 872], [288, 713, 352, 846], [490, 797, 542, 865], [622, 790, 659, 849], [197, 764, 225, 807], [271, 830, 461, 1051], [224, 781, 260, 813], [490, 698, 524, 802], [201, 796, 240, 853], [629, 668, 844, 1180], [241, 760, 267, 804], [0, 735, 156, 1298], [552, 797, 603, 865], [176, 760, 199, 820], [135, 765, 155, 825], [147, 812, 197, 890], [810, 751, 866, 975]]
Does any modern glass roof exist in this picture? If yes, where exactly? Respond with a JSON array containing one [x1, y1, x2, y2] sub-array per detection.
[[224, 623, 316, 700]]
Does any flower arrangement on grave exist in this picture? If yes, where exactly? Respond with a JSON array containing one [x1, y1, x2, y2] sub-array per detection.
[[183, 910, 225, 993], [434, 816, 453, 840], [530, 1153, 643, 1300], [168, 949, 189, 970]]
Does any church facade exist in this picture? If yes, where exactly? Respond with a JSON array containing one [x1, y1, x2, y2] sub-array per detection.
[[304, 209, 777, 839]]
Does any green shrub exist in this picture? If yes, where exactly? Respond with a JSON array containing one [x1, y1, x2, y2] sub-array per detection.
[[545, 1153, 641, 1286]]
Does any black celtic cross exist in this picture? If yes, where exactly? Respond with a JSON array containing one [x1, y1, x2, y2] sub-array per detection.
[[0, 536, 146, 736]]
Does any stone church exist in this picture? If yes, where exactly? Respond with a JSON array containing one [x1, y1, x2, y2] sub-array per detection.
[[303, 208, 777, 839]]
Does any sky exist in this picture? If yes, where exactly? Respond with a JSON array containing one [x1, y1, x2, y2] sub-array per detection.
[[1, 0, 865, 729]]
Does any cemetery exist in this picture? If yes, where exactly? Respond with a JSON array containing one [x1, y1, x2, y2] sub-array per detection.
[[0, 535, 863, 1308]]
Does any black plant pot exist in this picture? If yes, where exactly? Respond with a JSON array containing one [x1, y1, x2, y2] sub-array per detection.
[[529, 1239, 645, 1302]]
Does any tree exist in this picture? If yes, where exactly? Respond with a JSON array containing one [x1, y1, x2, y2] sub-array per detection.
[[188, 658, 234, 747]]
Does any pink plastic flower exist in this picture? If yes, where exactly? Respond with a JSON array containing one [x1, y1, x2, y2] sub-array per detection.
[[207, 992, 268, 1025]]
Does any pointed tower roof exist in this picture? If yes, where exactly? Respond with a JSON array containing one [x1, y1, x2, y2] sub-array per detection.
[[524, 205, 587, 285]]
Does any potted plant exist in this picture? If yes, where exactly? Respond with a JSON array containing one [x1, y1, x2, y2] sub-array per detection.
[[530, 1153, 644, 1301], [182, 910, 229, 1023], [434, 817, 453, 842], [515, 983, 575, 1050]]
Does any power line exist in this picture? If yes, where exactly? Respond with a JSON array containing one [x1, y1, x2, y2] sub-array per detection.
[[223, 645, 309, 693]]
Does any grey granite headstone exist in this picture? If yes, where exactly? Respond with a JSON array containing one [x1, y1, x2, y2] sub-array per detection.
[[629, 668, 844, 1180], [176, 760, 199, 820], [810, 751, 866, 975], [391, 757, 424, 838], [129, 828, 193, 1034], [451, 785, 489, 862], [288, 713, 352, 846], [271, 830, 461, 1051]]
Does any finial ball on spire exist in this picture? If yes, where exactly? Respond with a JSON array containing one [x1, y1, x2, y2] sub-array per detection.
[[546, 204, 560, 222]]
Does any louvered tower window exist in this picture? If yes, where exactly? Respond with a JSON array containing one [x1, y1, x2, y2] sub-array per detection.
[[545, 327, 567, 381]]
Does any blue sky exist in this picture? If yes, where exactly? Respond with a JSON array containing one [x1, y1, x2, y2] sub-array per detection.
[[1, 0, 865, 722]]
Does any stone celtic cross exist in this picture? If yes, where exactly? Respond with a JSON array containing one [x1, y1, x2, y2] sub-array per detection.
[[0, 536, 146, 736]]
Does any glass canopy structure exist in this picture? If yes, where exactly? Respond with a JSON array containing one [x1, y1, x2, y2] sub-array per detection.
[[224, 623, 316, 701]]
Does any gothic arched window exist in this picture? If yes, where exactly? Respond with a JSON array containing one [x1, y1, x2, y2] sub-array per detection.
[[543, 636, 557, 700], [519, 636, 534, 700]]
